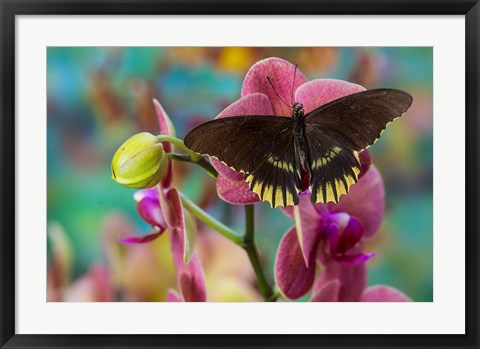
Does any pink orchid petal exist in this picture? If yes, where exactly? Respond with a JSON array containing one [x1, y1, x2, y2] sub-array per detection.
[[275, 227, 316, 300], [242, 57, 307, 116], [325, 223, 340, 255], [136, 196, 166, 229], [211, 93, 274, 181], [311, 279, 340, 302], [336, 217, 363, 254], [293, 193, 322, 267], [159, 187, 183, 229], [153, 99, 173, 188], [118, 231, 164, 244], [358, 150, 372, 178], [133, 188, 159, 202], [160, 187, 194, 263], [361, 285, 412, 302], [334, 252, 376, 266], [161, 161, 174, 189], [170, 230, 207, 302], [215, 92, 273, 119], [166, 289, 182, 302], [216, 174, 260, 205], [153, 98, 174, 138], [295, 79, 365, 114], [333, 165, 385, 239], [315, 249, 367, 302], [179, 271, 206, 302], [210, 158, 244, 181]]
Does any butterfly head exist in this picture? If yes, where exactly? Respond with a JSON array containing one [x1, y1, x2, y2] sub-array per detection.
[[292, 103, 304, 119]]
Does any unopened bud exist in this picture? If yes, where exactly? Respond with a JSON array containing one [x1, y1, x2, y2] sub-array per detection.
[[111, 132, 167, 189]]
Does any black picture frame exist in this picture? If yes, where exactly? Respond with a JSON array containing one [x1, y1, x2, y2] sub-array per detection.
[[1, 0, 479, 348]]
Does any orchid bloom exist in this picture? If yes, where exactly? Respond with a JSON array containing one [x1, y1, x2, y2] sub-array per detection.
[[275, 152, 411, 301], [119, 99, 207, 302], [211, 57, 367, 205]]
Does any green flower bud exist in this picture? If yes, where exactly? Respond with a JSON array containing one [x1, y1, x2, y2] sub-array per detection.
[[111, 132, 168, 189]]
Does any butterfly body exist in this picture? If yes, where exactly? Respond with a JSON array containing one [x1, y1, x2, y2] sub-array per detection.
[[184, 88, 413, 208]]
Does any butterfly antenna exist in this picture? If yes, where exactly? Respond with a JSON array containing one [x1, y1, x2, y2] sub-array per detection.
[[291, 64, 298, 105], [267, 76, 292, 108]]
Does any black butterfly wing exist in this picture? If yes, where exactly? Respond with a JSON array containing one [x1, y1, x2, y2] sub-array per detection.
[[304, 88, 412, 204], [305, 89, 413, 151], [184, 115, 301, 208], [305, 124, 361, 204]]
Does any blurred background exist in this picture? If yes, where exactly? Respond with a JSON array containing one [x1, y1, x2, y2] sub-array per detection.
[[47, 47, 433, 302]]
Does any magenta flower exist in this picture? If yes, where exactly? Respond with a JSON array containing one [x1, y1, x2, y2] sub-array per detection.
[[117, 188, 166, 244], [118, 99, 207, 302], [275, 152, 411, 301], [211, 57, 366, 205]]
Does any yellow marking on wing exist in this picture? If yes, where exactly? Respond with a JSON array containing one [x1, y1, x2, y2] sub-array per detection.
[[353, 151, 360, 164], [313, 170, 361, 205], [245, 174, 295, 208], [323, 183, 338, 203], [267, 156, 293, 171], [311, 148, 343, 170]]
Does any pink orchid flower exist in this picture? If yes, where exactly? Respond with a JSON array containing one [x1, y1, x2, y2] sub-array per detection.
[[275, 153, 411, 301], [211, 57, 366, 205], [119, 99, 207, 302]]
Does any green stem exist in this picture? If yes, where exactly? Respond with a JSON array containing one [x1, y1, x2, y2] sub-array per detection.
[[242, 205, 277, 302], [156, 135, 203, 162], [179, 192, 243, 245], [167, 153, 218, 178], [169, 151, 277, 301]]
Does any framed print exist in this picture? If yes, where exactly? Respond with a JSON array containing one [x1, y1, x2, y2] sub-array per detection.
[[1, 1, 479, 348]]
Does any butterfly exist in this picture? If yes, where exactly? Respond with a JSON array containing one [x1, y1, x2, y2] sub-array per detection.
[[184, 88, 412, 208]]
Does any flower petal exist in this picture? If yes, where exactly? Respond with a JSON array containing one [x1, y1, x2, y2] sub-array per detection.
[[211, 158, 244, 181], [358, 150, 372, 178], [275, 227, 316, 300], [325, 223, 340, 255], [159, 187, 196, 263], [136, 196, 166, 229], [215, 93, 273, 119], [333, 165, 385, 240], [166, 289, 182, 302], [216, 173, 260, 205], [242, 57, 307, 116], [310, 279, 340, 302], [133, 188, 159, 202], [118, 231, 164, 244], [159, 187, 182, 228], [336, 216, 363, 254], [170, 230, 207, 302], [334, 252, 376, 266], [360, 285, 412, 302], [315, 257, 367, 302], [295, 79, 365, 114], [293, 193, 322, 267], [153, 98, 174, 188], [153, 98, 175, 137]]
